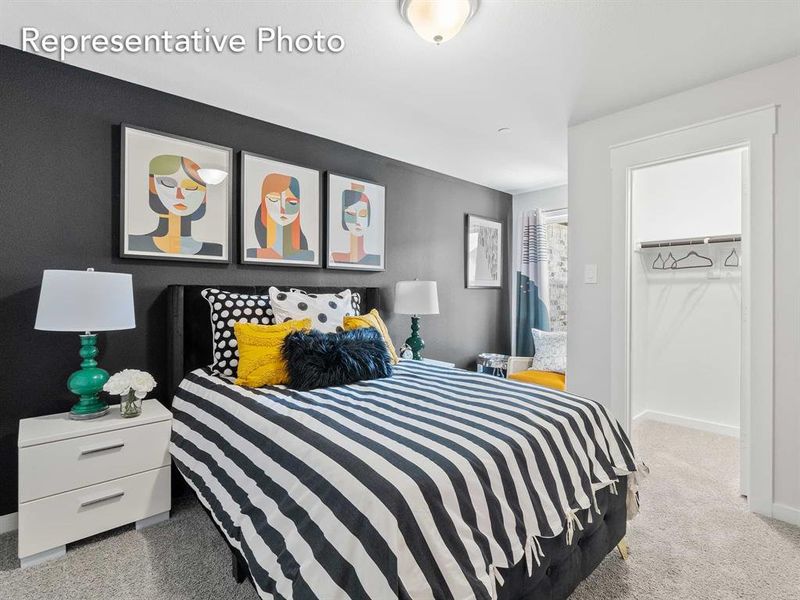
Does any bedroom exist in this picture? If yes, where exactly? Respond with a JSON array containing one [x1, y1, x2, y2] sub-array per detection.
[[0, 1, 798, 599]]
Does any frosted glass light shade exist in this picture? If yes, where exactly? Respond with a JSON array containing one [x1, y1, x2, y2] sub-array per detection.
[[197, 168, 228, 185], [395, 280, 439, 315], [401, 0, 478, 45], [35, 269, 136, 332]]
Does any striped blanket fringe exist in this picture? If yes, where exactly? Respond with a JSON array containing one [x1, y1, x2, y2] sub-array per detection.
[[523, 478, 626, 579], [488, 564, 505, 600], [524, 535, 545, 576]]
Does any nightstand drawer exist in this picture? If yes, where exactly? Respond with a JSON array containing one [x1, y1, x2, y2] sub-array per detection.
[[19, 420, 171, 502], [18, 466, 170, 558]]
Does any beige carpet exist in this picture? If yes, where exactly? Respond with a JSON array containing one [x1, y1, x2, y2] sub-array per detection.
[[1, 420, 798, 599], [573, 420, 800, 600]]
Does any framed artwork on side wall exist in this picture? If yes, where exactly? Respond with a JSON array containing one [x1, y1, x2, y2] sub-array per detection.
[[465, 214, 503, 288], [120, 124, 233, 263], [240, 152, 321, 267], [326, 173, 386, 271]]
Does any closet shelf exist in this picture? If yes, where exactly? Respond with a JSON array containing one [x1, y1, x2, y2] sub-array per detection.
[[636, 234, 741, 250]]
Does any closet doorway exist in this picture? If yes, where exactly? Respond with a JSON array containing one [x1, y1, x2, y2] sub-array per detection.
[[609, 106, 775, 515], [630, 147, 745, 491]]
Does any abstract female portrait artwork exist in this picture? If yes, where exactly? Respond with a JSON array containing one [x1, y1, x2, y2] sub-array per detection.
[[465, 214, 503, 288], [326, 173, 386, 271], [240, 152, 321, 267], [120, 125, 232, 263]]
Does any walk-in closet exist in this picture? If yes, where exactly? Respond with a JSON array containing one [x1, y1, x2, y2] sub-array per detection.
[[630, 147, 744, 479]]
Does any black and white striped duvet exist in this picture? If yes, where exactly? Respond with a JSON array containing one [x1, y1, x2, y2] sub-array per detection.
[[170, 360, 638, 600]]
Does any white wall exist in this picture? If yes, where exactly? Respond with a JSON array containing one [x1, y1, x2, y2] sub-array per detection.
[[631, 149, 743, 435], [633, 150, 742, 241], [511, 185, 568, 352], [567, 56, 800, 515]]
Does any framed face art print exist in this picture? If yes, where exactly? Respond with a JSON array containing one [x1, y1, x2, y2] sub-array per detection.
[[465, 214, 503, 288], [325, 173, 386, 271], [120, 125, 233, 262], [240, 151, 321, 267]]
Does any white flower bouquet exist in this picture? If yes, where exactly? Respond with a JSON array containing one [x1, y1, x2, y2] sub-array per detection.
[[104, 369, 156, 418]]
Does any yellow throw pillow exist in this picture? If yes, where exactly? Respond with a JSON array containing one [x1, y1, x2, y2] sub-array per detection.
[[343, 309, 399, 365], [234, 319, 312, 387]]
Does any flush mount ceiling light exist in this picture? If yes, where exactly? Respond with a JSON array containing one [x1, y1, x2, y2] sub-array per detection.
[[197, 168, 228, 185], [400, 0, 479, 45]]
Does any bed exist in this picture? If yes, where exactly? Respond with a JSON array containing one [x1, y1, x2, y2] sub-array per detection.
[[167, 284, 639, 600]]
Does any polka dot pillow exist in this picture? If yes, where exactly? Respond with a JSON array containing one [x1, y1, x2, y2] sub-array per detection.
[[289, 288, 362, 316], [201, 288, 275, 377], [269, 287, 358, 334]]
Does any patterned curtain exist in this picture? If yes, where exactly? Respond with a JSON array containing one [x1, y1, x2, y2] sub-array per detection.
[[515, 209, 550, 355]]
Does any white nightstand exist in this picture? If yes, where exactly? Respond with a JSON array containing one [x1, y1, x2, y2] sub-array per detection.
[[18, 399, 172, 568]]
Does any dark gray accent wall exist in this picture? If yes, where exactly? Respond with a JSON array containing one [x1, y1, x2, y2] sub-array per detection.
[[0, 45, 511, 516]]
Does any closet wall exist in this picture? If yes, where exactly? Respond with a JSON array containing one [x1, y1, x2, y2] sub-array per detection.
[[631, 148, 743, 435]]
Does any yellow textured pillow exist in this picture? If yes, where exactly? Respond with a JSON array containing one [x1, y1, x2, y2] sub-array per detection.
[[343, 309, 399, 365], [234, 319, 311, 387]]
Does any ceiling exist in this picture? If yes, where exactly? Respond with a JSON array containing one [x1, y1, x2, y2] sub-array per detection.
[[2, 1, 799, 194]]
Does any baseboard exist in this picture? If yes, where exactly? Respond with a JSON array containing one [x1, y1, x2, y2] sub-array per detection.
[[771, 503, 800, 527], [0, 511, 18, 534], [633, 409, 740, 438]]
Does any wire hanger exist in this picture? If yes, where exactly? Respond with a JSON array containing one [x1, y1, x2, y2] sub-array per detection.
[[652, 252, 666, 270], [724, 247, 740, 267], [671, 249, 714, 269], [664, 252, 678, 269]]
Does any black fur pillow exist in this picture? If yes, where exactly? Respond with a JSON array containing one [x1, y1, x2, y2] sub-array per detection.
[[282, 328, 393, 391]]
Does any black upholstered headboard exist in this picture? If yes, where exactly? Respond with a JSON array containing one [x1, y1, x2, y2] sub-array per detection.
[[166, 285, 382, 397]]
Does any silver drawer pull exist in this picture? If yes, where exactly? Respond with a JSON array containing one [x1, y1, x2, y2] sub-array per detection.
[[80, 489, 124, 508], [80, 440, 125, 456]]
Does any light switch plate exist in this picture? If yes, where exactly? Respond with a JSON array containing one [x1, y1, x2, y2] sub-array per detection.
[[584, 264, 598, 284]]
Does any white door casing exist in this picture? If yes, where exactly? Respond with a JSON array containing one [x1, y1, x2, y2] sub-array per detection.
[[609, 105, 776, 516]]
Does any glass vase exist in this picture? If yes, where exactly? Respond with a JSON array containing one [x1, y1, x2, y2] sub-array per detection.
[[120, 390, 142, 418]]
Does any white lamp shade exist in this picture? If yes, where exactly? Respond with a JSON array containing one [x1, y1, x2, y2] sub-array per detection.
[[394, 280, 439, 315], [35, 269, 136, 332]]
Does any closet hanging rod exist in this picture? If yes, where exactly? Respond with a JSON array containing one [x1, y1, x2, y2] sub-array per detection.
[[637, 234, 741, 250]]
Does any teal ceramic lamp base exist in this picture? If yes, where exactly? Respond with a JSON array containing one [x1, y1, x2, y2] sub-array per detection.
[[67, 334, 109, 420], [404, 315, 425, 360]]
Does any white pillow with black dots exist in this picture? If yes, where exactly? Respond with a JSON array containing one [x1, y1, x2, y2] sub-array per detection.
[[289, 288, 362, 317], [201, 288, 275, 377], [269, 286, 357, 333]]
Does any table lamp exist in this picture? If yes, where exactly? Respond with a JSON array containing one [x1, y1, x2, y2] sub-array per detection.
[[35, 269, 136, 420], [394, 280, 439, 360]]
